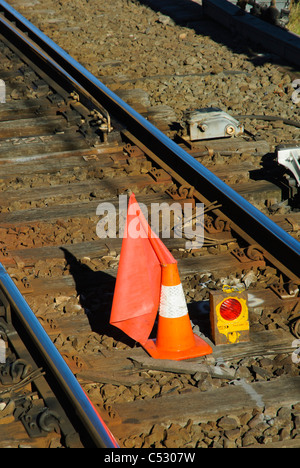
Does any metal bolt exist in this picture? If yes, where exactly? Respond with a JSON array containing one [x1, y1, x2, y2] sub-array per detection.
[[198, 123, 208, 132], [226, 125, 235, 136]]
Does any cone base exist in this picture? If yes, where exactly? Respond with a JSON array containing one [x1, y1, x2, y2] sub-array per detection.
[[143, 334, 213, 361]]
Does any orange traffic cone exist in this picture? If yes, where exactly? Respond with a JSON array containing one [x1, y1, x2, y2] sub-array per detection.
[[144, 262, 212, 361]]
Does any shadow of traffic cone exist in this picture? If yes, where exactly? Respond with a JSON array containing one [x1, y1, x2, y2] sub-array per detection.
[[144, 263, 212, 361]]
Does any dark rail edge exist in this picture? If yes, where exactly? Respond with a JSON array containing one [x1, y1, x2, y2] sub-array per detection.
[[202, 0, 300, 69], [0, 0, 299, 281], [0, 263, 119, 448]]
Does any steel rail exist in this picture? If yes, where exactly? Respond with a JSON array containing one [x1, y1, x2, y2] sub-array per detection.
[[0, 2, 299, 278], [0, 264, 119, 448]]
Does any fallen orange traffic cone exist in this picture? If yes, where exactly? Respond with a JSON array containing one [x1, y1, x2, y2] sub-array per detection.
[[144, 262, 212, 360]]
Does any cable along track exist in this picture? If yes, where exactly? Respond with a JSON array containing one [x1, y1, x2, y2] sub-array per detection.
[[0, 1, 299, 449]]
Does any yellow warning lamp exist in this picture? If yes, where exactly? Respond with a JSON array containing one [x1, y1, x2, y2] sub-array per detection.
[[209, 286, 250, 345]]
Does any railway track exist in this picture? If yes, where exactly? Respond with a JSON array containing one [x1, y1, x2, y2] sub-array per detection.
[[0, 0, 299, 449]]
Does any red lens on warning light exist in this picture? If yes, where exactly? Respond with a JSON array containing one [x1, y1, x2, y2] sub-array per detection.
[[220, 298, 242, 321]]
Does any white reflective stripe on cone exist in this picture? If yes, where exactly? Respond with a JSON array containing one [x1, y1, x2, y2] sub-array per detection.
[[159, 284, 189, 318]]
